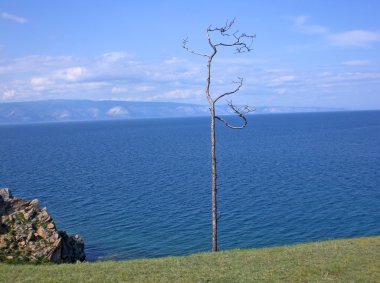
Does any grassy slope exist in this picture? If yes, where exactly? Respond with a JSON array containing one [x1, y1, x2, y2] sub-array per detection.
[[0, 236, 379, 282]]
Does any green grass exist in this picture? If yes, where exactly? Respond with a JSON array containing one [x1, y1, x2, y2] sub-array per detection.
[[0, 236, 379, 282]]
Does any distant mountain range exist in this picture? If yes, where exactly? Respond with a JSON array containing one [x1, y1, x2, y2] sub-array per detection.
[[0, 100, 343, 124]]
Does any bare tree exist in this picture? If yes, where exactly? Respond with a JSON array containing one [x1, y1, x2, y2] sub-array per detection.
[[183, 19, 255, 252]]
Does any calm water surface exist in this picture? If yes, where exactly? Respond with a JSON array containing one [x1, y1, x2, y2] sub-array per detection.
[[1, 111, 379, 261]]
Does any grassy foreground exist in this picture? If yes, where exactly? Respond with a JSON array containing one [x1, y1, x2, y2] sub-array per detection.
[[0, 237, 379, 282]]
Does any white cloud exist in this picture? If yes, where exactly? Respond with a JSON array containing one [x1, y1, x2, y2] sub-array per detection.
[[0, 55, 75, 75], [111, 87, 129, 94], [54, 67, 87, 81], [106, 106, 129, 117], [135, 84, 154, 92], [264, 68, 287, 73], [292, 15, 328, 34], [30, 77, 49, 86], [1, 12, 27, 24], [270, 75, 296, 85], [273, 88, 287, 95], [57, 110, 70, 119], [342, 60, 371, 66], [77, 82, 110, 90], [164, 57, 186, 65], [99, 52, 132, 63], [5, 49, 378, 109], [290, 16, 380, 49], [2, 89, 15, 99], [0, 53, 180, 101], [30, 77, 52, 90], [145, 89, 202, 101], [294, 15, 307, 25], [325, 72, 380, 83], [329, 30, 380, 47]]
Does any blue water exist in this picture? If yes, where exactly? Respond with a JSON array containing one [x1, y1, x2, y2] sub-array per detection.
[[1, 111, 379, 261]]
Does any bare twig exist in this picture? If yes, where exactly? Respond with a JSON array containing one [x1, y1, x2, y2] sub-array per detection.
[[207, 19, 255, 54], [215, 101, 254, 129], [214, 77, 243, 103], [207, 18, 235, 35], [182, 37, 209, 57]]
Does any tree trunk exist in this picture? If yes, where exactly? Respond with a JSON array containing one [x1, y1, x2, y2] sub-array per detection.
[[183, 19, 253, 254], [210, 106, 217, 252]]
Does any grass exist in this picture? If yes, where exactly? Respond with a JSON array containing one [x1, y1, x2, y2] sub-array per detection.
[[0, 236, 379, 282]]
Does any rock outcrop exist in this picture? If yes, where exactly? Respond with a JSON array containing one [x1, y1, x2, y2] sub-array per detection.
[[0, 188, 85, 263]]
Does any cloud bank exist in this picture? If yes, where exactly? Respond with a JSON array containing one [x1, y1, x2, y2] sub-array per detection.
[[1, 49, 379, 110], [291, 15, 380, 48]]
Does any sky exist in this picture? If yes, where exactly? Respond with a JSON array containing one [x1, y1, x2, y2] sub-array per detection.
[[1, 0, 380, 109]]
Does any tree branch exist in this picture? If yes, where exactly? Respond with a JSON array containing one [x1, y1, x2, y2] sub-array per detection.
[[207, 18, 235, 35], [207, 19, 255, 54], [215, 101, 254, 129], [182, 37, 209, 58], [214, 77, 243, 104]]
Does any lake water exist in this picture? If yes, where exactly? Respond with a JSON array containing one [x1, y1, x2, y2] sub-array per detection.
[[1, 111, 379, 261]]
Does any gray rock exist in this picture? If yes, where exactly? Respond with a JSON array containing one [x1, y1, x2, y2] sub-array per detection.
[[0, 188, 13, 200], [0, 188, 86, 263], [59, 232, 86, 263]]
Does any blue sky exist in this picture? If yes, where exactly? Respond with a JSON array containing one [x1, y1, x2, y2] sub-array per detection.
[[1, 0, 380, 109]]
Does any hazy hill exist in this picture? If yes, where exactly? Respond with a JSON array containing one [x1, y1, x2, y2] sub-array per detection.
[[0, 100, 341, 124], [0, 100, 215, 124]]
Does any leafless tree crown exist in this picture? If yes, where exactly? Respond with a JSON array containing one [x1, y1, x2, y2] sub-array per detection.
[[183, 18, 255, 128]]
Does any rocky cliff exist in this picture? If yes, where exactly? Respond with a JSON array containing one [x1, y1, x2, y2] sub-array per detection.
[[0, 188, 85, 263]]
